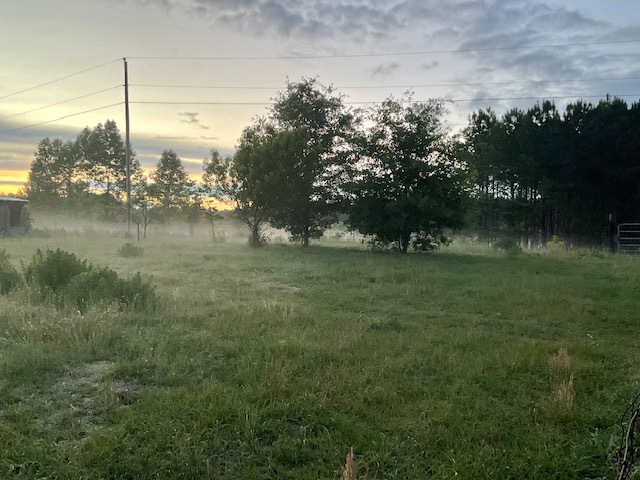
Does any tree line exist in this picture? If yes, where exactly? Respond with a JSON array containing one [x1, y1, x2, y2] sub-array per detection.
[[464, 97, 640, 246], [24, 78, 640, 251]]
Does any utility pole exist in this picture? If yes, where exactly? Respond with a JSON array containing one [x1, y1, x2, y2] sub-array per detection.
[[124, 57, 131, 235]]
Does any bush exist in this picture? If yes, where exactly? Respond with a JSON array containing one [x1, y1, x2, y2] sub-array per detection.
[[22, 248, 156, 312], [66, 268, 156, 313], [117, 242, 144, 258], [24, 249, 91, 292], [494, 238, 522, 257], [546, 235, 565, 254], [0, 250, 20, 294]]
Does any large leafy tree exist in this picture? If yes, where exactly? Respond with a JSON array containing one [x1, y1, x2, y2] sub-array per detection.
[[347, 96, 470, 253], [267, 78, 359, 246]]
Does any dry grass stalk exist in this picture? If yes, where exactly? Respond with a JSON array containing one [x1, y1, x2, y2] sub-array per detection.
[[341, 447, 356, 480], [554, 373, 575, 410], [550, 347, 571, 369]]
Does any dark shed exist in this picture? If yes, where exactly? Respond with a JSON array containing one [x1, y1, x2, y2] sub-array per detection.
[[0, 197, 28, 236]]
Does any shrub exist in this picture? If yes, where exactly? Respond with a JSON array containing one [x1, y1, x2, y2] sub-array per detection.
[[493, 237, 522, 257], [66, 268, 156, 313], [117, 242, 144, 258], [546, 235, 565, 253], [24, 249, 91, 292], [0, 249, 20, 294]]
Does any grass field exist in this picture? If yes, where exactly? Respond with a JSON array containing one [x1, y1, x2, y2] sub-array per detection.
[[0, 228, 638, 479]]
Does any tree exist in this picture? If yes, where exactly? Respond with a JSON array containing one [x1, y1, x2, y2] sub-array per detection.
[[131, 177, 155, 240], [26, 137, 86, 207], [347, 96, 470, 253], [149, 149, 195, 213], [464, 96, 640, 246], [26, 120, 141, 222], [267, 78, 359, 246], [202, 143, 276, 247], [76, 120, 138, 196]]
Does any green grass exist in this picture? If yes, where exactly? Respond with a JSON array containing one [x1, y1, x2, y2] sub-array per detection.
[[0, 229, 638, 478]]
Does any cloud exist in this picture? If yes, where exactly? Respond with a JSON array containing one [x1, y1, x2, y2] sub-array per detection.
[[370, 62, 401, 79], [131, 0, 640, 130], [176, 0, 402, 40], [178, 112, 210, 130], [179, 112, 200, 124]]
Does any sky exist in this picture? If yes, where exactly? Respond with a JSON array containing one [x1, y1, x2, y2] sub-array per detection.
[[1, 0, 639, 194]]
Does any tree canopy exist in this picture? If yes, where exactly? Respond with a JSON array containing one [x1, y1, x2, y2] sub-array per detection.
[[26, 120, 140, 218], [347, 96, 470, 253], [464, 96, 640, 246]]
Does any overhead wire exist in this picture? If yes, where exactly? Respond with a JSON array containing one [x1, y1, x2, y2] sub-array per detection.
[[0, 86, 123, 121], [0, 103, 124, 135], [0, 58, 121, 101], [129, 94, 640, 107], [129, 76, 640, 91], [2, 37, 639, 134], [127, 38, 640, 61]]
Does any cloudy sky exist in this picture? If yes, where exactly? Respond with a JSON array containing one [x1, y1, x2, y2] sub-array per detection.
[[1, 0, 639, 194]]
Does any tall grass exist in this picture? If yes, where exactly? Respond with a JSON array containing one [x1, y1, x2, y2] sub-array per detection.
[[0, 230, 637, 478]]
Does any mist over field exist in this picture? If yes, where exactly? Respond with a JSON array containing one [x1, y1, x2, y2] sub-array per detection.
[[0, 224, 638, 478]]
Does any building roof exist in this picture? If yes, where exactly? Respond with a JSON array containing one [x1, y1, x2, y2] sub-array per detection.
[[0, 197, 28, 203]]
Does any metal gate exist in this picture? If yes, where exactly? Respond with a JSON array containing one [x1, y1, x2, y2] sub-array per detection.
[[618, 223, 640, 254]]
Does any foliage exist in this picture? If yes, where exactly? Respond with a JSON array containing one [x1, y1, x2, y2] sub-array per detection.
[[26, 137, 84, 207], [65, 268, 156, 313], [116, 242, 144, 258], [131, 178, 155, 239], [76, 120, 137, 195], [149, 149, 195, 212], [24, 248, 92, 293], [21, 247, 155, 312], [347, 95, 470, 253], [25, 120, 141, 218], [265, 78, 358, 246], [0, 249, 20, 294], [465, 97, 640, 246], [493, 237, 523, 257], [206, 79, 359, 248], [202, 145, 274, 247]]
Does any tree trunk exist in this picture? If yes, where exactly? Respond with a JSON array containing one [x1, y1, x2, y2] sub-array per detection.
[[400, 234, 410, 254], [303, 226, 310, 247], [249, 226, 262, 248]]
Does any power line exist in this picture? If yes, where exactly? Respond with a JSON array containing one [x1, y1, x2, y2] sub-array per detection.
[[130, 76, 640, 91], [0, 86, 123, 121], [0, 102, 124, 135], [0, 58, 122, 102], [128, 39, 640, 61], [129, 93, 640, 107], [450, 94, 640, 103]]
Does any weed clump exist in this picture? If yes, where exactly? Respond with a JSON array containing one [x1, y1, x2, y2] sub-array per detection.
[[546, 235, 565, 254], [493, 237, 522, 257], [116, 242, 144, 258], [0, 249, 20, 294], [493, 238, 522, 257], [24, 248, 91, 292], [66, 268, 156, 313], [23, 248, 156, 312]]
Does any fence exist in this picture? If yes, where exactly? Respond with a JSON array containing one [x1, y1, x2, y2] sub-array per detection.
[[618, 224, 640, 254]]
